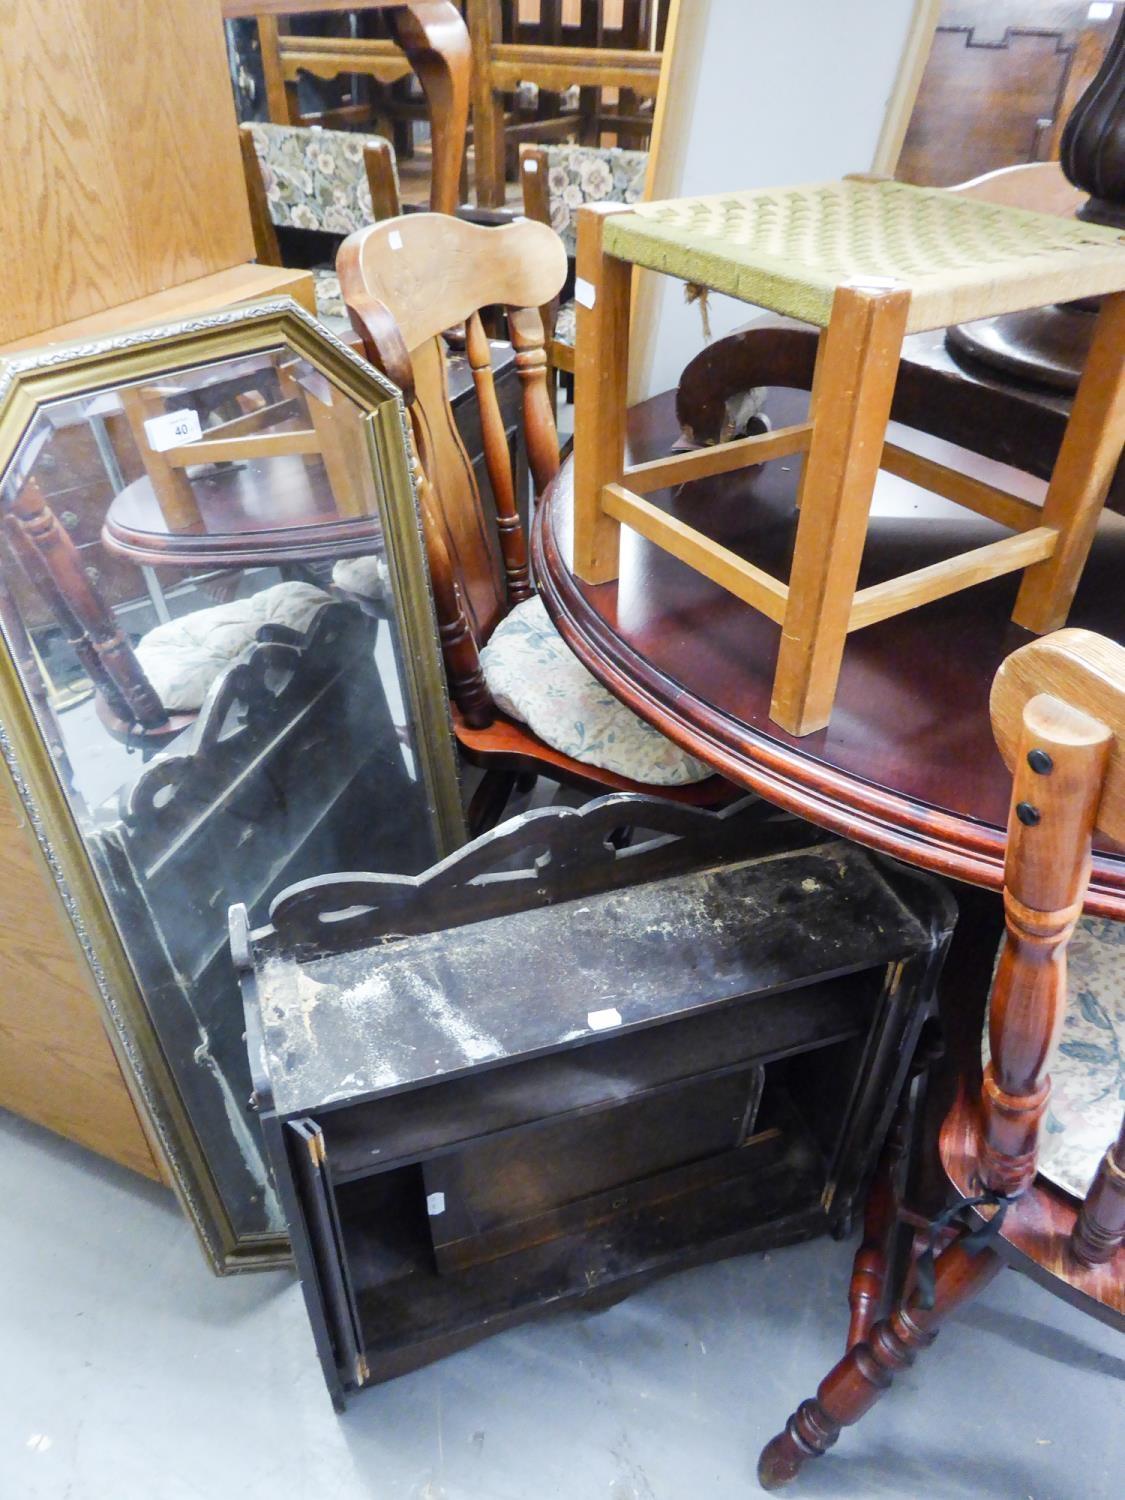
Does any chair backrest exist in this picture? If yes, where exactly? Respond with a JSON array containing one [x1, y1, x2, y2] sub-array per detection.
[[337, 212, 567, 726], [520, 143, 649, 256], [982, 628, 1125, 1263], [239, 121, 400, 265], [950, 161, 1085, 218]]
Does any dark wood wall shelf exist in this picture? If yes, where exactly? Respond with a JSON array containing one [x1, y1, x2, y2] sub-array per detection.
[[234, 797, 955, 1405]]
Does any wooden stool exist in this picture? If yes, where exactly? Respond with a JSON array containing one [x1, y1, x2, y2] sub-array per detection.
[[571, 177, 1125, 736]]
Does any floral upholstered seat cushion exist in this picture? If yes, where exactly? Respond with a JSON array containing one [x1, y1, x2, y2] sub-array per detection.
[[331, 553, 387, 601], [135, 582, 331, 713], [313, 269, 347, 323], [479, 594, 712, 786], [983, 915, 1125, 1199], [247, 122, 396, 234], [542, 144, 649, 256]]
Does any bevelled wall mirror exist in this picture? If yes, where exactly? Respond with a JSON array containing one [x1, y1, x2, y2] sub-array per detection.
[[0, 300, 465, 1270]]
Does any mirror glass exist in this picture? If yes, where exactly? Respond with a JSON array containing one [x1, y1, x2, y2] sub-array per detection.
[[0, 340, 454, 1254]]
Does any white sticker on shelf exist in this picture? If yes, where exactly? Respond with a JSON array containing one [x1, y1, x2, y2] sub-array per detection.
[[524, 157, 539, 173], [587, 1007, 622, 1031], [143, 408, 202, 453], [574, 277, 596, 310], [426, 1192, 446, 1216], [1089, 3, 1113, 20]]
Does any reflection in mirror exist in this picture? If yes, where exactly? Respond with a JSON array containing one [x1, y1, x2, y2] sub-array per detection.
[[0, 341, 450, 1249]]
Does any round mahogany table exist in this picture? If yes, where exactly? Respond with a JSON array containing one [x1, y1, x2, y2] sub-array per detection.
[[534, 388, 1125, 918]]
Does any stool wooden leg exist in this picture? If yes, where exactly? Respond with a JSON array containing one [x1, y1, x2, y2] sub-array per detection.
[[572, 203, 634, 584], [1012, 291, 1125, 634], [770, 286, 910, 737]]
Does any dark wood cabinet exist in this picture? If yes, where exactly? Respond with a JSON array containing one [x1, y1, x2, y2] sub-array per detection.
[[235, 797, 955, 1404]]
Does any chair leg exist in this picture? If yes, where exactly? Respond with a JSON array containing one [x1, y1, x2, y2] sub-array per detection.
[[467, 767, 519, 834], [769, 285, 910, 737], [1012, 291, 1125, 634], [1071, 1115, 1125, 1267], [846, 1130, 903, 1350], [388, 0, 472, 218], [757, 1239, 1003, 1491]]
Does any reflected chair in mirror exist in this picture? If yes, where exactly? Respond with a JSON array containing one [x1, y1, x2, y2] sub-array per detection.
[[3, 466, 341, 749], [239, 122, 401, 332], [520, 142, 648, 380], [245, 0, 471, 217], [759, 627, 1125, 1490], [338, 211, 730, 830], [101, 356, 387, 599]]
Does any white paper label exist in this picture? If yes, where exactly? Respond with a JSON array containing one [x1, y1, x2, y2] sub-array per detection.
[[1089, 3, 1113, 20], [587, 1007, 622, 1031], [426, 1192, 445, 1216], [143, 408, 201, 453], [524, 157, 539, 174], [574, 277, 596, 310], [388, 228, 404, 250], [845, 275, 904, 293]]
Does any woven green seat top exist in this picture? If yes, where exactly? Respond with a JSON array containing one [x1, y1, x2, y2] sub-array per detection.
[[603, 178, 1125, 332]]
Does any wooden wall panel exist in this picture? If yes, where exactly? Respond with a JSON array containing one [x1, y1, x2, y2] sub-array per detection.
[[0, 762, 162, 1179], [0, 0, 254, 345], [897, 1, 1116, 188]]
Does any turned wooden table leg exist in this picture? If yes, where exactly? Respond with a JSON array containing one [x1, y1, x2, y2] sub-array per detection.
[[769, 285, 909, 737], [1071, 1115, 1125, 1267], [758, 1240, 1004, 1491]]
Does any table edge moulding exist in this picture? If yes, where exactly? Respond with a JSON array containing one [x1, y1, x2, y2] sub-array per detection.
[[533, 394, 1125, 921]]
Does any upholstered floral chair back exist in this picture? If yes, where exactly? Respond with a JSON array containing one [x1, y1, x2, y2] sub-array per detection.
[[247, 122, 397, 235], [543, 144, 648, 256]]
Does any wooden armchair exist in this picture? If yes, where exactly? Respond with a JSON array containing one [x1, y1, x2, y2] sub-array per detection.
[[759, 627, 1125, 1489], [239, 121, 401, 329], [520, 140, 648, 377], [337, 211, 729, 829]]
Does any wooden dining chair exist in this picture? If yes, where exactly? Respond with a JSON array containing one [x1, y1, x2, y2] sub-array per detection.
[[468, 0, 665, 207], [337, 211, 729, 830], [758, 626, 1125, 1490], [520, 141, 648, 379], [245, 1, 471, 217], [239, 121, 401, 328]]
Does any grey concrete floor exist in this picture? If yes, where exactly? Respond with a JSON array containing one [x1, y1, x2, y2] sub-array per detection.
[[1, 1107, 1121, 1500]]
